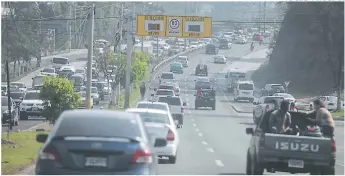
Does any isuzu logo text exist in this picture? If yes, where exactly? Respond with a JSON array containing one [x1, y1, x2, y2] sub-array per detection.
[[275, 142, 319, 152]]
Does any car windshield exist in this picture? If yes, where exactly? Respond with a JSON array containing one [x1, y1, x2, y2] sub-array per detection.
[[53, 57, 68, 64], [75, 69, 84, 74], [1, 86, 6, 91], [10, 83, 25, 88], [1, 97, 8, 106], [42, 68, 55, 73], [136, 103, 168, 111], [158, 97, 181, 106], [191, 42, 198, 45], [79, 92, 87, 97], [156, 90, 174, 96], [133, 112, 169, 124], [280, 94, 294, 99], [33, 76, 45, 86], [264, 97, 284, 104], [158, 85, 174, 90], [91, 87, 98, 93], [10, 92, 24, 99], [238, 83, 254, 90], [271, 85, 284, 89], [24, 92, 39, 100], [196, 82, 211, 89], [161, 73, 173, 79]]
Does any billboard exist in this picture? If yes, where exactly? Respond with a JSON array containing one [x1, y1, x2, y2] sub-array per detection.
[[182, 16, 212, 38], [136, 15, 212, 38], [136, 15, 166, 37]]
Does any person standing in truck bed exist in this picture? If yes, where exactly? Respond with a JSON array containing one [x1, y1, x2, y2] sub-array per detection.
[[269, 100, 292, 134], [307, 99, 335, 136]]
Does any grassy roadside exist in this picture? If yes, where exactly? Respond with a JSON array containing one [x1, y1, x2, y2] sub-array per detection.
[[332, 108, 344, 117], [1, 124, 52, 174]]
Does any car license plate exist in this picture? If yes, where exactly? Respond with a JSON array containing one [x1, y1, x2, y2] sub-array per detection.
[[85, 157, 107, 167], [288, 159, 304, 168], [32, 107, 38, 111]]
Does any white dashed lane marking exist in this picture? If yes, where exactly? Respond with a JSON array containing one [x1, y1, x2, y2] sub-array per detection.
[[202, 141, 208, 145], [207, 148, 215, 153], [198, 133, 203, 137], [193, 124, 196, 127], [215, 160, 224, 167], [195, 128, 199, 132]]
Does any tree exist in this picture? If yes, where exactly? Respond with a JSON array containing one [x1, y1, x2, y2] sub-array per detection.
[[252, 2, 344, 110], [98, 48, 149, 105], [39, 76, 81, 124]]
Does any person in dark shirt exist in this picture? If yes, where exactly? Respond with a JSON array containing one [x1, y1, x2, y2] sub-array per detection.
[[269, 100, 292, 134]]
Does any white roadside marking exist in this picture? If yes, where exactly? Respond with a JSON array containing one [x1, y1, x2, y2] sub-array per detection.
[[215, 160, 224, 167], [207, 148, 215, 153], [193, 124, 196, 127], [195, 128, 199, 132], [202, 141, 208, 145], [198, 132, 203, 137]]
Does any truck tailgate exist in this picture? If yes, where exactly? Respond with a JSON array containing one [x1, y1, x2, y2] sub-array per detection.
[[264, 133, 332, 155]]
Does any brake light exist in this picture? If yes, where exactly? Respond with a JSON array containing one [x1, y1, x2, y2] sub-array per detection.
[[308, 127, 316, 132], [331, 140, 336, 152], [265, 104, 270, 111], [167, 129, 175, 141], [132, 147, 152, 164], [181, 107, 184, 113], [39, 146, 61, 161]]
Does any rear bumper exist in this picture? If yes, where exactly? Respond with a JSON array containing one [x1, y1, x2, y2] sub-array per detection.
[[236, 96, 254, 100], [35, 161, 156, 175], [155, 143, 177, 157], [20, 110, 44, 116], [258, 150, 335, 173]]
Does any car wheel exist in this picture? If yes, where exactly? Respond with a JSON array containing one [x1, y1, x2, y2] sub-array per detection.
[[14, 120, 19, 126], [169, 155, 177, 164], [320, 167, 335, 175], [253, 112, 257, 124], [246, 150, 252, 175], [212, 105, 216, 110], [251, 156, 264, 175]]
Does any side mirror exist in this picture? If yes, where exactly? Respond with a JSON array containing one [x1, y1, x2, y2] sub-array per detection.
[[91, 95, 94, 98], [153, 88, 157, 91], [36, 134, 48, 143], [176, 125, 181, 129], [183, 102, 187, 106], [194, 94, 196, 96], [253, 102, 257, 105], [246, 128, 254, 135], [225, 75, 228, 78], [151, 93, 154, 97], [154, 138, 167, 147], [19, 97, 23, 100]]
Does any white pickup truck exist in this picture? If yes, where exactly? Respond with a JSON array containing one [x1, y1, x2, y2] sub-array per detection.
[[253, 96, 284, 124]]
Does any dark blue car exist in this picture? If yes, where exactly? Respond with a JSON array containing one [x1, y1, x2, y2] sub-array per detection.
[[35, 110, 167, 175]]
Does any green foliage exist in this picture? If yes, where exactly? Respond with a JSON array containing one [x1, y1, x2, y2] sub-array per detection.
[[39, 76, 81, 124]]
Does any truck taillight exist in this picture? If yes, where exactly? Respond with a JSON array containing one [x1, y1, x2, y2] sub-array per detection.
[[331, 140, 336, 152], [181, 107, 184, 113], [265, 105, 270, 111]]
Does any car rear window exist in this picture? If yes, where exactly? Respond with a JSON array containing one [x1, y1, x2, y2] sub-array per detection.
[[158, 97, 181, 106], [238, 83, 254, 90], [156, 90, 174, 96], [136, 103, 168, 111], [271, 85, 284, 89], [158, 85, 174, 90], [55, 117, 142, 139], [161, 73, 173, 79], [264, 97, 284, 104], [134, 112, 169, 124]]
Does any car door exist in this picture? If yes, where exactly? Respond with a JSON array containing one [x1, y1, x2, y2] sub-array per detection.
[[254, 97, 264, 118]]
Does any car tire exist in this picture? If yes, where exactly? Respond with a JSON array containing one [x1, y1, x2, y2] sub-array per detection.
[[246, 150, 251, 175], [14, 120, 19, 126], [101, 96, 104, 100], [320, 167, 335, 175], [169, 155, 177, 164], [212, 105, 216, 110]]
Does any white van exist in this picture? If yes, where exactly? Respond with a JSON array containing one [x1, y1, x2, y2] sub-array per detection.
[[234, 81, 255, 103], [52, 57, 69, 72]]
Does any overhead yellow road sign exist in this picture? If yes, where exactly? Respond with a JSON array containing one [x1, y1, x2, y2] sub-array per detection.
[[136, 15, 166, 37], [166, 16, 183, 37], [182, 16, 212, 38]]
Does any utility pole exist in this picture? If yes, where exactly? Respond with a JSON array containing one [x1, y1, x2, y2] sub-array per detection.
[[258, 2, 262, 33], [86, 4, 94, 109], [116, 2, 124, 105], [263, 1, 266, 35], [124, 8, 134, 109], [156, 2, 160, 59], [141, 3, 145, 52], [69, 2, 73, 50], [184, 2, 187, 50]]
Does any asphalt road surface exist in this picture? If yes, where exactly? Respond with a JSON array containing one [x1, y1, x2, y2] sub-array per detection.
[[9, 42, 345, 175], [147, 44, 344, 175]]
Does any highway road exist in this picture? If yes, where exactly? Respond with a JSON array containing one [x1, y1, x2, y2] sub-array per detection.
[[147, 44, 344, 175], [7, 42, 344, 175]]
